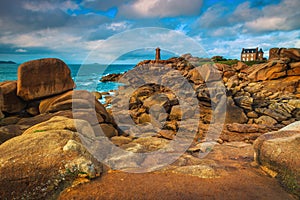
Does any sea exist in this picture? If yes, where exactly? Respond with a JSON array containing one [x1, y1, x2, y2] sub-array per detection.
[[0, 63, 135, 93]]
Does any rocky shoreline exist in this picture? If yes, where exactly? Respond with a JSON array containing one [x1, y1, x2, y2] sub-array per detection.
[[0, 48, 299, 199]]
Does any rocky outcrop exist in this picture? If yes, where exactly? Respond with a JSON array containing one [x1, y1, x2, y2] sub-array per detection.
[[100, 73, 123, 82], [0, 81, 26, 113], [17, 58, 75, 101], [248, 60, 287, 81], [254, 122, 300, 197], [269, 48, 300, 62], [0, 58, 118, 145], [0, 116, 103, 199], [0, 53, 299, 198]]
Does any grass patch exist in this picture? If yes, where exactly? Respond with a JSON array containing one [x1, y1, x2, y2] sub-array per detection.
[[244, 60, 267, 66], [216, 60, 239, 66]]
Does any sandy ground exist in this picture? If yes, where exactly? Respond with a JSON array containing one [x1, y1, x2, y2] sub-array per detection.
[[58, 143, 298, 200]]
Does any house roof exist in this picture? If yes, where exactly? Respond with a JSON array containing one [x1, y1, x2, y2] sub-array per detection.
[[242, 48, 264, 54]]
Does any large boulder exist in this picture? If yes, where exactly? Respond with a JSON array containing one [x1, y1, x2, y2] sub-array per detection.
[[0, 116, 103, 199], [17, 58, 75, 101], [0, 81, 26, 113], [269, 48, 300, 62], [39, 90, 114, 125], [254, 125, 300, 196], [248, 60, 287, 81]]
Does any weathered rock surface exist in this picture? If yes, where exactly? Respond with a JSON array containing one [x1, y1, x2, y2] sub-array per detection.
[[0, 116, 103, 199], [17, 58, 75, 101], [225, 97, 248, 124], [39, 90, 114, 125], [100, 73, 123, 82], [0, 81, 26, 113], [0, 124, 26, 144], [248, 60, 287, 81], [269, 48, 300, 62], [254, 124, 300, 196]]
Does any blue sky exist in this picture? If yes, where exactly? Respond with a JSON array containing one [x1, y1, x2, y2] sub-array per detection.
[[0, 0, 299, 64]]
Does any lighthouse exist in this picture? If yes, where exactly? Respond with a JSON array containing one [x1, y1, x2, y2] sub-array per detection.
[[155, 47, 161, 61]]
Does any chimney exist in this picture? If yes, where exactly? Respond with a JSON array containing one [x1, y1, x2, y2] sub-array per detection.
[[155, 47, 161, 61]]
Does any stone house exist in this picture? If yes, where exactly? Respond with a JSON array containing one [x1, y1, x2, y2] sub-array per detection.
[[241, 47, 264, 61]]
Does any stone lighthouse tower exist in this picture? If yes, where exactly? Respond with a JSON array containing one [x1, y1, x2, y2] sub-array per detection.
[[155, 47, 161, 61]]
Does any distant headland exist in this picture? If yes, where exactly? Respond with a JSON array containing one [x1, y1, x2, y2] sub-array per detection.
[[0, 61, 16, 64]]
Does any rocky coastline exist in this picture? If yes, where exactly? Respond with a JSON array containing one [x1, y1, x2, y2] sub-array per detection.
[[0, 48, 299, 199]]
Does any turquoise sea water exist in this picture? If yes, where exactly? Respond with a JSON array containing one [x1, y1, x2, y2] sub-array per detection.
[[0, 63, 135, 92]]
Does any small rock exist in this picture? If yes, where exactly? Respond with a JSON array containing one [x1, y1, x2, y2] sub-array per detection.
[[254, 116, 278, 126]]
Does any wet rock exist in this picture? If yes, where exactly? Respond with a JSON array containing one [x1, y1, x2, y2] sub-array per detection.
[[92, 91, 102, 100], [100, 73, 123, 82]]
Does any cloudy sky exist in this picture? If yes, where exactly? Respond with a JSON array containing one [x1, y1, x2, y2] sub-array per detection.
[[0, 0, 299, 64]]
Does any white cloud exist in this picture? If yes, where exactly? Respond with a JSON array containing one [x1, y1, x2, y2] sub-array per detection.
[[244, 0, 300, 32], [120, 0, 203, 18], [0, 29, 81, 48], [211, 25, 242, 37], [106, 21, 132, 31], [230, 2, 261, 23], [245, 17, 288, 32], [22, 0, 79, 12], [194, 4, 228, 28], [15, 49, 28, 53]]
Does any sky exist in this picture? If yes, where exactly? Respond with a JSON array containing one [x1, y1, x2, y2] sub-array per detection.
[[0, 0, 299, 64]]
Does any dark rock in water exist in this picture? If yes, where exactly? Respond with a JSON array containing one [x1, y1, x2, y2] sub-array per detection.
[[17, 58, 75, 101], [0, 81, 26, 114], [100, 73, 123, 82], [92, 91, 102, 99], [0, 61, 16, 64]]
